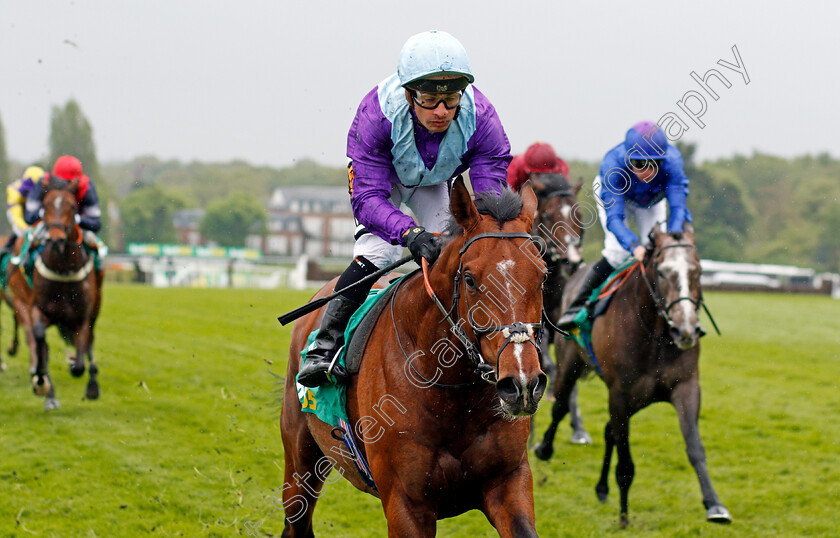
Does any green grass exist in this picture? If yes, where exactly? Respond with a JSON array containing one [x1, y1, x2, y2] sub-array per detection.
[[0, 287, 838, 536]]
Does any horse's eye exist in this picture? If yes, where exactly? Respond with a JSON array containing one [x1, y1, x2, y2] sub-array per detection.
[[656, 269, 666, 279], [464, 273, 477, 289]]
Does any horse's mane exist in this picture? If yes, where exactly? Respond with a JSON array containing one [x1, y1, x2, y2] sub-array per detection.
[[533, 173, 572, 195], [445, 187, 524, 237]]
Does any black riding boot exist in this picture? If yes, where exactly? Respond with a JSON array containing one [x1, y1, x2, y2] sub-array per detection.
[[0, 233, 17, 258], [555, 257, 615, 331], [297, 256, 378, 387]]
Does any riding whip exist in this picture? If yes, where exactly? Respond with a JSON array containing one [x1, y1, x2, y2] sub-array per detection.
[[277, 255, 414, 326]]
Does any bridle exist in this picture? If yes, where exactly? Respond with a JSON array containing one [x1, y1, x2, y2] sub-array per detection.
[[405, 232, 544, 387], [639, 243, 720, 336], [35, 191, 92, 283], [534, 187, 583, 268]]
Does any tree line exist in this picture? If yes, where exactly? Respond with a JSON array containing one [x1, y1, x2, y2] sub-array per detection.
[[1, 101, 838, 272]]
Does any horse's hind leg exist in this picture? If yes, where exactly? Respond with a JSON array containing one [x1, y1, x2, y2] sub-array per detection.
[[672, 379, 731, 523], [279, 411, 326, 537], [568, 384, 592, 444]]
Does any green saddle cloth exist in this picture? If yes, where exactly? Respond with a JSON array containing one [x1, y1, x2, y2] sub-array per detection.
[[296, 275, 405, 427], [567, 258, 637, 353]]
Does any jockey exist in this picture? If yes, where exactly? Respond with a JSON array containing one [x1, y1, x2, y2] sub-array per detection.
[[298, 30, 512, 387], [24, 155, 103, 250], [1, 165, 45, 256], [555, 121, 692, 330], [507, 142, 570, 192]]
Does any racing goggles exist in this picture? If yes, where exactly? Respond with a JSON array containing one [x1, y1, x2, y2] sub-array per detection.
[[629, 158, 662, 169], [411, 89, 464, 110]]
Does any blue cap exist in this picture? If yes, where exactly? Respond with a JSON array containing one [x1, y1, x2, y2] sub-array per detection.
[[624, 121, 668, 160]]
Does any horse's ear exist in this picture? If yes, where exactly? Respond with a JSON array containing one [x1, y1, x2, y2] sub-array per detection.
[[683, 222, 695, 236], [450, 175, 479, 229], [519, 181, 538, 229], [574, 178, 583, 194], [68, 178, 79, 194], [649, 223, 664, 245], [530, 175, 547, 192]]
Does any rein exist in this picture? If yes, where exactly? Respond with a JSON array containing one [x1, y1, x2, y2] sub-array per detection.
[[406, 232, 543, 388]]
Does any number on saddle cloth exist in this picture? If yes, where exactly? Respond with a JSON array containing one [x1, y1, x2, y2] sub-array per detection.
[[296, 275, 407, 427]]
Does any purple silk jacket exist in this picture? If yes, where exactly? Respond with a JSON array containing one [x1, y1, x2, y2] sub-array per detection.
[[347, 85, 511, 246]]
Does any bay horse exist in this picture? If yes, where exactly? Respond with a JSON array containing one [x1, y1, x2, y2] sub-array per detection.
[[534, 224, 731, 525], [281, 178, 548, 537], [30, 177, 103, 410], [0, 235, 40, 377], [529, 172, 591, 444]]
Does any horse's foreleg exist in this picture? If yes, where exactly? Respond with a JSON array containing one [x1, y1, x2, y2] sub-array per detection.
[[608, 395, 634, 527], [8, 310, 20, 357], [32, 312, 59, 409], [595, 420, 614, 503], [480, 462, 538, 538], [380, 492, 437, 538], [534, 354, 584, 460], [672, 379, 731, 523]]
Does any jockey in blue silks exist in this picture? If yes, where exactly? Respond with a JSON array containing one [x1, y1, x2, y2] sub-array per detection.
[[298, 30, 512, 387], [555, 121, 692, 330]]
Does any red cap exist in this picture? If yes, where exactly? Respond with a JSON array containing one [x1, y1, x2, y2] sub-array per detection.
[[523, 142, 560, 173], [52, 155, 84, 180]]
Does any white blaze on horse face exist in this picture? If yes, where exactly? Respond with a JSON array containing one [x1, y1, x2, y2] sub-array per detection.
[[661, 249, 695, 326], [495, 260, 517, 306], [560, 205, 572, 219], [513, 342, 526, 387], [54, 196, 63, 211]]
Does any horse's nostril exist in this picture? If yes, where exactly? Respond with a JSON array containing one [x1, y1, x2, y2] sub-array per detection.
[[496, 377, 522, 405], [669, 326, 682, 342], [528, 374, 548, 402]]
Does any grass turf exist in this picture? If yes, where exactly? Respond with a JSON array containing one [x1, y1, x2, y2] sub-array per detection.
[[0, 286, 837, 536]]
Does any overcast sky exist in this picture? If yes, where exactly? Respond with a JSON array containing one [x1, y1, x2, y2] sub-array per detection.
[[1, 0, 837, 170]]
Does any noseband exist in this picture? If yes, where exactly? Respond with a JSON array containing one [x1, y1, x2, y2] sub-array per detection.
[[423, 232, 544, 386]]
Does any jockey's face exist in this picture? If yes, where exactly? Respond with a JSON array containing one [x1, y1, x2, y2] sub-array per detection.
[[407, 89, 458, 133]]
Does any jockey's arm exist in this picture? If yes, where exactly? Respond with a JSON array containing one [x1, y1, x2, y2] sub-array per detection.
[[599, 157, 641, 251], [23, 182, 44, 225], [6, 182, 28, 232], [78, 181, 102, 233], [347, 92, 416, 246], [663, 152, 690, 233]]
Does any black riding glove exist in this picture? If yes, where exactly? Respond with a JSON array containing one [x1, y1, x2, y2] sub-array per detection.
[[403, 226, 442, 266]]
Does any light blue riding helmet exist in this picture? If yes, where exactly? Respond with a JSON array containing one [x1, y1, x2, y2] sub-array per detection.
[[397, 30, 474, 92]]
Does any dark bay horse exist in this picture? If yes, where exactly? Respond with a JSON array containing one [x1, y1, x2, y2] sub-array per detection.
[[529, 173, 591, 444], [281, 178, 548, 537], [30, 177, 103, 410], [535, 224, 731, 526]]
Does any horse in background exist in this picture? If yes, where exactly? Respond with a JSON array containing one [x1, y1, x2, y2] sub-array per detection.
[[0, 235, 39, 377], [281, 178, 547, 537], [29, 177, 103, 410], [535, 224, 731, 526], [530, 172, 591, 444]]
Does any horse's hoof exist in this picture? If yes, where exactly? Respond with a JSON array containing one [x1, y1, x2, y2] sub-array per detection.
[[596, 487, 609, 503], [86, 383, 100, 400], [31, 376, 51, 396], [44, 397, 60, 410], [706, 504, 732, 524], [619, 514, 629, 528], [69, 363, 85, 377], [570, 429, 592, 445], [533, 442, 554, 461], [0, 361, 6, 372]]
